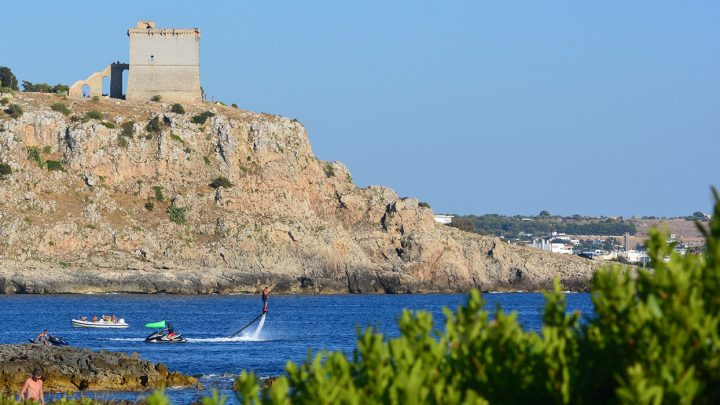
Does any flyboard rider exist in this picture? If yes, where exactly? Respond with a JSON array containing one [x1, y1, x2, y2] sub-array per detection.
[[262, 287, 269, 313]]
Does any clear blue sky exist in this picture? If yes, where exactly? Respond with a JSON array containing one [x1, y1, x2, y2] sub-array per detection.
[[4, 1, 719, 217]]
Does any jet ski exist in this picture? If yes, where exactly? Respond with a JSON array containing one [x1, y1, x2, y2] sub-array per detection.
[[28, 335, 69, 346], [143, 320, 186, 343], [144, 331, 186, 343]]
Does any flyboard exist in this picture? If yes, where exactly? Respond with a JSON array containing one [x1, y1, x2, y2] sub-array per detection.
[[229, 312, 266, 338]]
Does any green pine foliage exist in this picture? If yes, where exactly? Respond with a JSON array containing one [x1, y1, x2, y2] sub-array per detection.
[[234, 188, 720, 404]]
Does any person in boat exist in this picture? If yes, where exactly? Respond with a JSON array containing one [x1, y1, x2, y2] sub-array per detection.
[[80, 316, 87, 321], [92, 315, 98, 322], [112, 315, 117, 323], [20, 368, 45, 404], [35, 330, 49, 346], [262, 287, 269, 313]]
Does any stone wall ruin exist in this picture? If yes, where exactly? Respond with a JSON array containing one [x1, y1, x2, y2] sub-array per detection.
[[69, 21, 201, 103]]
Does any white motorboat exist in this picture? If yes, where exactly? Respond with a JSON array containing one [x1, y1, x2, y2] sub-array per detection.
[[71, 318, 129, 328]]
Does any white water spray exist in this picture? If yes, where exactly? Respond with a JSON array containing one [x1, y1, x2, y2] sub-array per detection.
[[251, 313, 266, 339]]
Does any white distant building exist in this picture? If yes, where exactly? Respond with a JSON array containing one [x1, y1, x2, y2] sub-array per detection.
[[434, 214, 454, 225], [619, 250, 650, 264], [528, 238, 574, 255]]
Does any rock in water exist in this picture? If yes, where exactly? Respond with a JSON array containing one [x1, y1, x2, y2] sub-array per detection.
[[0, 344, 198, 393]]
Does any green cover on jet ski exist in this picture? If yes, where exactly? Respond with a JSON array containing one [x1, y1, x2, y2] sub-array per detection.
[[144, 320, 166, 328]]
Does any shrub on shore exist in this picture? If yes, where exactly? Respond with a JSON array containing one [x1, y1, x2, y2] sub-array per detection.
[[233, 190, 720, 404]]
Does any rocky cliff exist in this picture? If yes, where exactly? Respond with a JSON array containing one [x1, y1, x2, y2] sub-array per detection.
[[0, 93, 598, 293], [0, 344, 197, 393]]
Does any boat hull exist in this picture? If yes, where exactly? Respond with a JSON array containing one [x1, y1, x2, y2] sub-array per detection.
[[71, 319, 129, 329]]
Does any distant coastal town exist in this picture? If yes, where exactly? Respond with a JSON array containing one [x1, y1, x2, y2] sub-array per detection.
[[435, 211, 711, 265]]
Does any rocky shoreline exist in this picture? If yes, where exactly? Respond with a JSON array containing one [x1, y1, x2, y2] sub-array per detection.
[[0, 344, 198, 394]]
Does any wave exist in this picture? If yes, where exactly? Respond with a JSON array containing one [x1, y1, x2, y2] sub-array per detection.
[[102, 337, 144, 342], [186, 336, 266, 343]]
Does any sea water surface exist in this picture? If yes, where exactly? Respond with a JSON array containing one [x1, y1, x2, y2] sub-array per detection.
[[0, 293, 593, 403]]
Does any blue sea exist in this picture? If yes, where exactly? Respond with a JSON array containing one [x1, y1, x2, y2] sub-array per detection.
[[0, 293, 593, 404]]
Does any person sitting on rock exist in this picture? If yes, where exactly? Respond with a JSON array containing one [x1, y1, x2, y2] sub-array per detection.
[[20, 368, 44, 404], [35, 330, 49, 346]]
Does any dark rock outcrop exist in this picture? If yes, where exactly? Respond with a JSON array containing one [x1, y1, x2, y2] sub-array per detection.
[[0, 344, 198, 393]]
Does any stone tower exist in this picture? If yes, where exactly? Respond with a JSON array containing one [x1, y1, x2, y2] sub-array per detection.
[[126, 21, 202, 103]]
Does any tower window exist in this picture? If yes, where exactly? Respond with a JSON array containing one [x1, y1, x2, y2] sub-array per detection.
[[150, 55, 155, 62]]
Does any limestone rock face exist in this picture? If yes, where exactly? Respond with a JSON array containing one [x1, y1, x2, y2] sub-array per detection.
[[0, 344, 197, 393], [0, 93, 599, 294]]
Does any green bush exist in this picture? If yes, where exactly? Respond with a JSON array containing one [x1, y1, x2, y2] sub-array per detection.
[[191, 111, 216, 124], [51, 102, 71, 115], [91, 95, 100, 102], [26, 146, 44, 168], [85, 110, 102, 120], [152, 186, 165, 202], [210, 176, 234, 189], [117, 137, 128, 148], [0, 97, 9, 105], [203, 156, 211, 165], [323, 163, 335, 178], [42, 145, 52, 154], [171, 103, 185, 114], [231, 103, 239, 108], [170, 133, 183, 143], [5, 103, 23, 118], [121, 121, 135, 138], [146, 116, 161, 133], [168, 204, 187, 224], [235, 189, 720, 404], [144, 201, 154, 211], [100, 121, 116, 129], [418, 201, 431, 209], [151, 94, 162, 102], [46, 160, 66, 172], [0, 162, 11, 178]]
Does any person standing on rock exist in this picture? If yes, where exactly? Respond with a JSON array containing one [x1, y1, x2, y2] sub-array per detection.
[[20, 368, 45, 404], [262, 287, 269, 313]]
